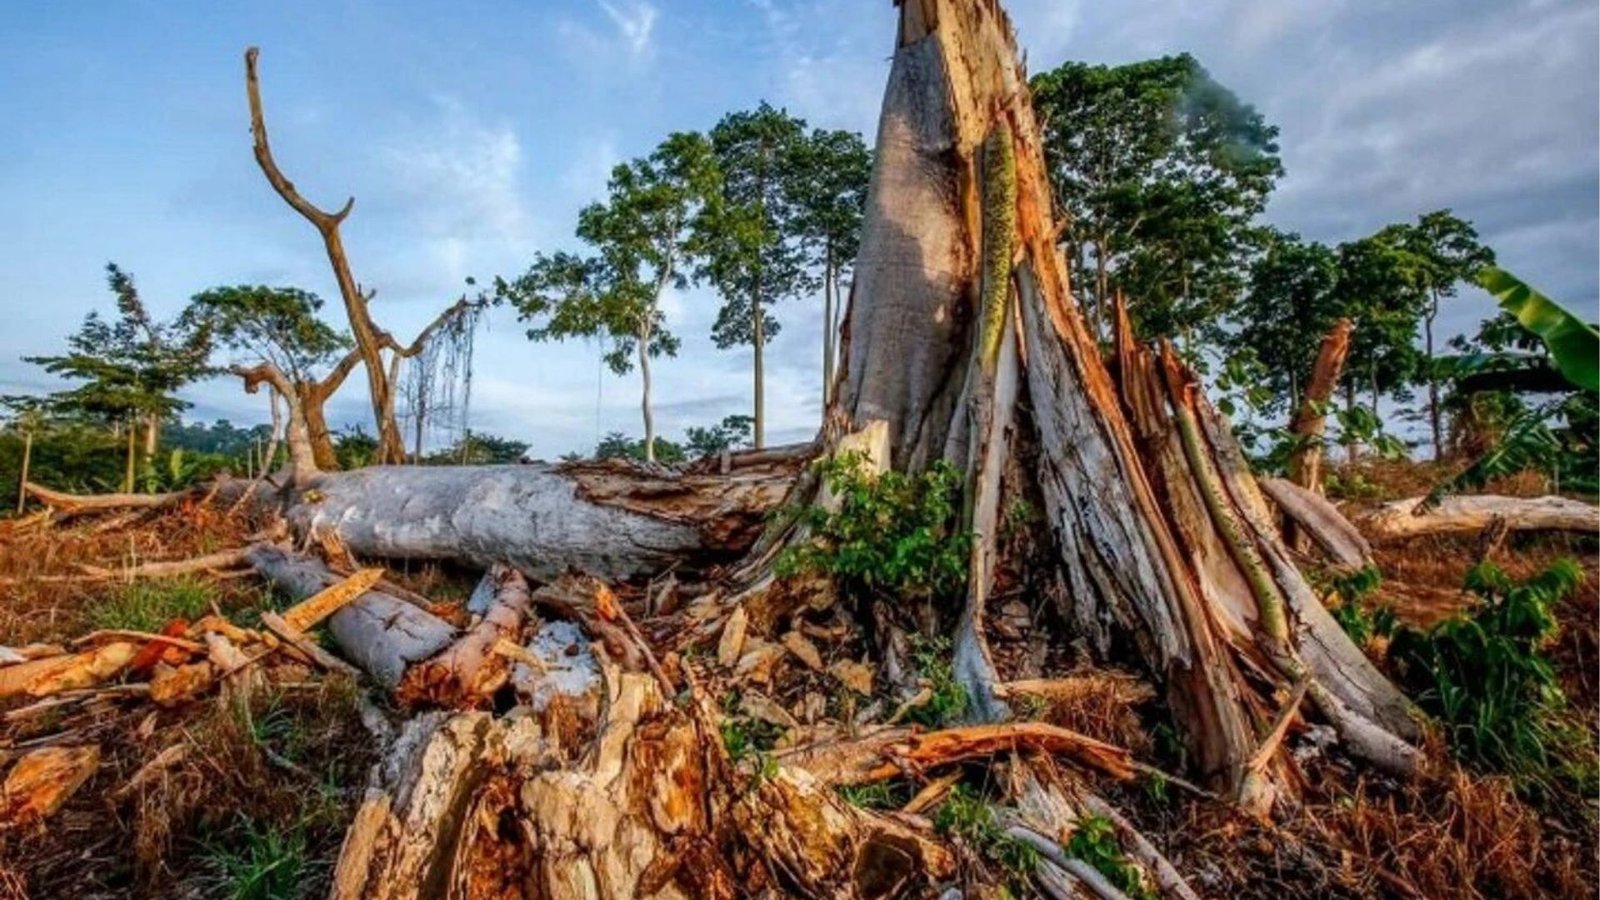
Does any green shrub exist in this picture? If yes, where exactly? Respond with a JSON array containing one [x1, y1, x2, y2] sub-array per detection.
[[932, 784, 1038, 888], [86, 578, 213, 633], [1389, 559, 1590, 794], [1323, 564, 1397, 644], [1064, 815, 1156, 900], [776, 452, 969, 606], [904, 634, 969, 728]]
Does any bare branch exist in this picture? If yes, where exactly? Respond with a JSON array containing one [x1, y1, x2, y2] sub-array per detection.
[[243, 47, 354, 232]]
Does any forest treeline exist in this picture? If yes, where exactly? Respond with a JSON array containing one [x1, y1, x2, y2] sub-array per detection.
[[3, 52, 1594, 502]]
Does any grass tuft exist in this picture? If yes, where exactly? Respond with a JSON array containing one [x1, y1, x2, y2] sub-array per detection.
[[86, 577, 213, 632]]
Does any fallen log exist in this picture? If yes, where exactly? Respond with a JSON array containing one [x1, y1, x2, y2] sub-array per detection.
[[287, 461, 794, 581], [1259, 477, 1373, 570], [21, 482, 194, 514], [246, 545, 456, 686], [0, 643, 138, 700], [1355, 494, 1600, 542]]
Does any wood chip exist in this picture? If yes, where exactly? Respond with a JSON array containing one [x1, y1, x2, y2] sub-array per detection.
[[781, 631, 824, 671], [0, 643, 137, 700], [0, 745, 100, 828], [148, 662, 216, 707], [717, 605, 748, 668], [280, 567, 386, 633], [828, 659, 875, 696]]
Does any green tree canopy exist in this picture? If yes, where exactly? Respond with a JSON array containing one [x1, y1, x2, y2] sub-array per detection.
[[1225, 231, 1343, 416], [498, 131, 716, 463], [698, 102, 814, 448], [184, 284, 351, 385], [784, 127, 871, 404], [26, 264, 213, 465], [1031, 53, 1281, 344]]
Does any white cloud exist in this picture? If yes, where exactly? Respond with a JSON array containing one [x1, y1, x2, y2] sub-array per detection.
[[598, 1, 659, 58]]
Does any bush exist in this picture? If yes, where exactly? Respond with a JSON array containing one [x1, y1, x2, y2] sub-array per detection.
[[776, 452, 969, 606], [1389, 559, 1591, 795]]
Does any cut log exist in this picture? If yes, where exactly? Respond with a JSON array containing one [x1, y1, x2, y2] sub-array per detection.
[[1354, 494, 1600, 542], [288, 462, 792, 580], [246, 545, 456, 686], [1259, 477, 1374, 571]]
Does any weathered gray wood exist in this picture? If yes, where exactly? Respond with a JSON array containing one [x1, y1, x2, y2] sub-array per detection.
[[246, 545, 456, 686], [1355, 493, 1600, 541], [290, 463, 786, 581], [1259, 476, 1373, 570]]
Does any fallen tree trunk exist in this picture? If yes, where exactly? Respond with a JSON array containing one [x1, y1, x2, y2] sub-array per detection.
[[22, 482, 194, 513], [1259, 477, 1374, 571], [1355, 494, 1600, 542], [288, 461, 793, 581]]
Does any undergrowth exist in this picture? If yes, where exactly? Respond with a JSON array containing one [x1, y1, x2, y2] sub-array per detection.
[[933, 784, 1038, 894], [776, 452, 969, 605], [86, 577, 213, 633], [1389, 559, 1595, 800], [1065, 815, 1157, 900], [905, 634, 969, 727]]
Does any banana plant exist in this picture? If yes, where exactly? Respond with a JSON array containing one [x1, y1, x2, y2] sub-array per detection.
[[1476, 266, 1598, 392]]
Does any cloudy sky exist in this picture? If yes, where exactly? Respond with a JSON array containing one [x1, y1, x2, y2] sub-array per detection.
[[0, 0, 1593, 458]]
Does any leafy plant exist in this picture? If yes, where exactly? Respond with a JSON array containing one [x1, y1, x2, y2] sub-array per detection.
[[1064, 815, 1157, 900], [836, 781, 909, 810], [904, 634, 970, 728], [1388, 560, 1590, 794], [933, 784, 1039, 888], [1476, 267, 1598, 392], [777, 452, 969, 606]]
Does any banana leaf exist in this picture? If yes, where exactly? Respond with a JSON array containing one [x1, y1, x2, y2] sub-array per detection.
[[1476, 267, 1599, 392]]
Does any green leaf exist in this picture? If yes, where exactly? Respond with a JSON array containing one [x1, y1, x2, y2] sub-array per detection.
[[1476, 266, 1599, 392]]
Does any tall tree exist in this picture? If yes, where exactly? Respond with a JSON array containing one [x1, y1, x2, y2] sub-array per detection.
[[26, 264, 211, 491], [1031, 54, 1281, 344], [244, 48, 475, 465], [701, 103, 814, 449], [184, 284, 355, 479], [1227, 230, 1344, 416], [786, 128, 871, 406], [1332, 235, 1426, 433], [1373, 210, 1495, 457], [499, 133, 714, 463]]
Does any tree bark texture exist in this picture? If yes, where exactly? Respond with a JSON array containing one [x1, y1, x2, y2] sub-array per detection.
[[286, 460, 795, 582], [1286, 317, 1352, 493], [830, 0, 1419, 804]]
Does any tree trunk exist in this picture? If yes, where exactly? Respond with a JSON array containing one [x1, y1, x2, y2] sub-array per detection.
[[639, 324, 655, 464], [123, 417, 136, 493], [1425, 302, 1441, 460], [1286, 318, 1352, 493], [143, 413, 160, 458], [833, 0, 1417, 807], [16, 429, 32, 514], [823, 248, 837, 408], [300, 383, 340, 471], [753, 288, 766, 451], [286, 460, 795, 582]]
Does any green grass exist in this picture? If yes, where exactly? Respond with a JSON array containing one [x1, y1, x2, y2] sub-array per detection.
[[86, 577, 213, 632], [905, 634, 969, 728], [197, 819, 314, 900], [837, 781, 909, 810]]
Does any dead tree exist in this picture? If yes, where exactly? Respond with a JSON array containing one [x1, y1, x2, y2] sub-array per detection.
[[244, 47, 475, 466], [1286, 317, 1353, 492]]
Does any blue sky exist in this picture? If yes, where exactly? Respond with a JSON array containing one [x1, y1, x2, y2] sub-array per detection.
[[1, 0, 1595, 458]]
